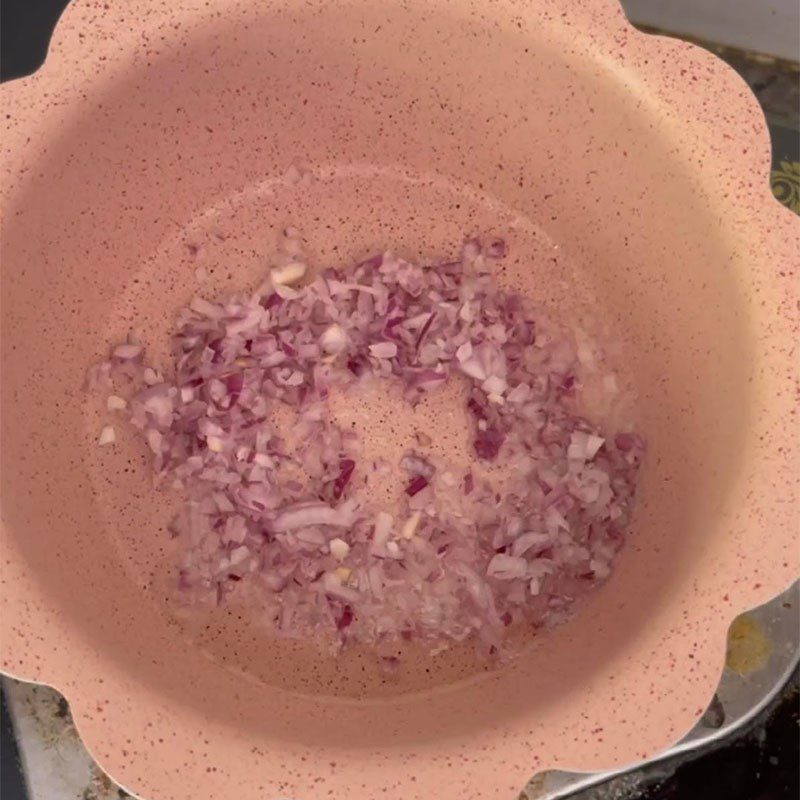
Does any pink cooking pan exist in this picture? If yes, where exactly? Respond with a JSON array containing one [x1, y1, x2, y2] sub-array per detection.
[[1, 0, 798, 798]]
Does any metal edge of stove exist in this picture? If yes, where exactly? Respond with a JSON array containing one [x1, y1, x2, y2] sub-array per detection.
[[524, 580, 800, 799]]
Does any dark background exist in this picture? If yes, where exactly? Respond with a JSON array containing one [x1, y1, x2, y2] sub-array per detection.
[[1, 0, 71, 81]]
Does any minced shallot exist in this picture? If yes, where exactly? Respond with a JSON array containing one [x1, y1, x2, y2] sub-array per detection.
[[89, 236, 644, 658]]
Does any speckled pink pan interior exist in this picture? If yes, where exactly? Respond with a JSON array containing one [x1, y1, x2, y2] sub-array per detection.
[[1, 1, 798, 798]]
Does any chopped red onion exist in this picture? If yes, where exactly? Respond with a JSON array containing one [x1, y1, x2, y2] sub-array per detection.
[[319, 324, 347, 354], [329, 458, 355, 501], [336, 604, 354, 630], [97, 425, 116, 446], [400, 454, 435, 479], [91, 236, 645, 659], [405, 475, 429, 496], [272, 502, 355, 532], [369, 341, 398, 359], [106, 395, 127, 411], [113, 343, 143, 360], [487, 553, 528, 580], [485, 237, 508, 259], [474, 427, 505, 461], [567, 430, 605, 461]]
